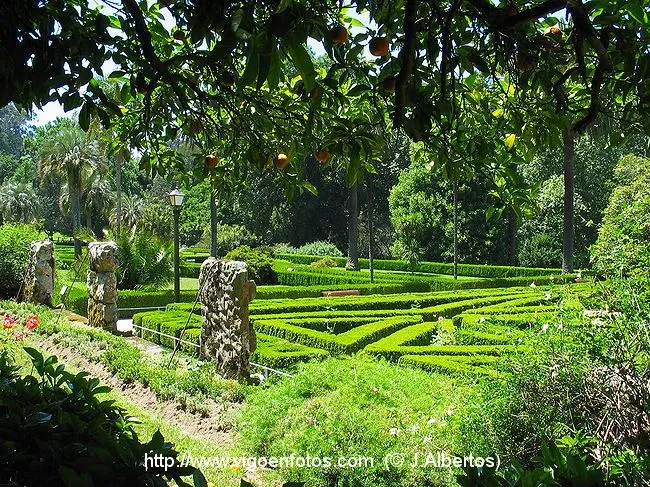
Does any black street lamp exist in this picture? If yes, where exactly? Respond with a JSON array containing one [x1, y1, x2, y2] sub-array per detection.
[[168, 188, 185, 302]]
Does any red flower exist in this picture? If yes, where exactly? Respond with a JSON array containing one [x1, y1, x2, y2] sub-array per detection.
[[25, 315, 40, 330], [2, 316, 15, 329], [13, 330, 25, 341]]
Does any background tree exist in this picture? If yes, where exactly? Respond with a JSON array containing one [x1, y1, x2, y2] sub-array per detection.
[[38, 120, 105, 257]]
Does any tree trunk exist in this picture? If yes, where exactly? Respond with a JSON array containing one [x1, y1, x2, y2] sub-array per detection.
[[346, 183, 360, 271], [563, 126, 575, 273], [85, 206, 93, 233], [508, 207, 517, 266], [68, 168, 82, 258], [367, 176, 374, 283], [210, 184, 218, 257], [453, 181, 458, 280], [116, 149, 123, 238]]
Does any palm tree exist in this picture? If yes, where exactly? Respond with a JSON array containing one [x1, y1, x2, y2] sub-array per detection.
[[38, 121, 104, 257], [60, 168, 114, 237], [0, 180, 38, 223], [110, 194, 144, 231]]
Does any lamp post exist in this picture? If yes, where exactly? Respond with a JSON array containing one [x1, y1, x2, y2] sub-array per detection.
[[168, 188, 185, 302]]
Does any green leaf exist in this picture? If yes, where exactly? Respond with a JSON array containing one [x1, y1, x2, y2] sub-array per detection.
[[79, 102, 92, 132], [627, 4, 647, 24], [267, 47, 281, 90], [286, 41, 316, 92], [239, 44, 259, 89]]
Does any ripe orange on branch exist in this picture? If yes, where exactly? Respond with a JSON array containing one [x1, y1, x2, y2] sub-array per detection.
[[381, 77, 397, 92], [205, 154, 219, 169], [274, 153, 290, 170], [221, 71, 236, 87], [329, 25, 348, 45], [369, 37, 389, 57], [315, 148, 329, 162], [190, 120, 204, 134]]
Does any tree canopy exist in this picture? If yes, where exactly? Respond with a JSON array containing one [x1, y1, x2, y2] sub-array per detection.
[[1, 0, 648, 193]]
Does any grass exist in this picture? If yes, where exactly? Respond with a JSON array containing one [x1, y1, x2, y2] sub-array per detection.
[[238, 355, 478, 487]]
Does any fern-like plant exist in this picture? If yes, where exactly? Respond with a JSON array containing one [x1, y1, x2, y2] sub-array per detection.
[[110, 227, 173, 290]]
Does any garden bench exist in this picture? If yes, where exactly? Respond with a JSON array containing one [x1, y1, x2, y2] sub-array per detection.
[[321, 290, 360, 297]]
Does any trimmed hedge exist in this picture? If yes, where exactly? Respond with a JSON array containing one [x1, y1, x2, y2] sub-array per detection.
[[252, 334, 329, 368], [399, 354, 500, 377], [255, 282, 430, 299], [132, 310, 201, 346], [254, 315, 424, 354], [275, 253, 562, 278], [453, 312, 555, 329]]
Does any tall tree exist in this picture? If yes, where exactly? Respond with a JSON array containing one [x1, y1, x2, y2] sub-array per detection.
[[346, 183, 360, 271], [38, 121, 104, 257]]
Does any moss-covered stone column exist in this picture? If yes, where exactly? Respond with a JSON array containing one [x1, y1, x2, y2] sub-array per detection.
[[86, 241, 118, 331], [199, 258, 256, 381], [23, 240, 55, 306]]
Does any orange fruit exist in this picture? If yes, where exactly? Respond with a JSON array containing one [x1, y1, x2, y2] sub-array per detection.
[[205, 154, 218, 169], [381, 77, 396, 92], [369, 37, 389, 57], [190, 120, 203, 134], [274, 153, 290, 170], [330, 25, 348, 45], [221, 71, 236, 87], [315, 148, 329, 162]]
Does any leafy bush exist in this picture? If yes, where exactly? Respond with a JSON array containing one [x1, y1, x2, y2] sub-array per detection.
[[518, 232, 562, 268], [0, 347, 205, 486], [112, 227, 173, 290], [199, 224, 260, 256], [225, 245, 275, 284], [310, 256, 338, 268], [455, 282, 650, 484], [275, 253, 560, 277], [591, 154, 650, 276], [0, 223, 42, 299], [276, 241, 343, 257]]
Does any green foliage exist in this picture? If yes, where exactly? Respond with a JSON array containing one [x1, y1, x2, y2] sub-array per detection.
[[276, 253, 560, 278], [389, 160, 508, 264], [309, 256, 338, 268], [0, 347, 206, 486], [23, 303, 245, 412], [0, 223, 42, 299], [457, 436, 605, 486], [113, 227, 173, 290], [517, 175, 588, 268], [224, 246, 275, 285], [591, 155, 650, 276], [212, 224, 260, 256], [295, 240, 343, 257]]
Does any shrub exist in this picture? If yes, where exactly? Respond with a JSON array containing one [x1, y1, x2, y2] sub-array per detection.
[[518, 232, 562, 268], [199, 224, 259, 256], [591, 154, 650, 276], [297, 240, 343, 256], [0, 347, 205, 486], [0, 223, 42, 299], [112, 227, 173, 290], [225, 245, 275, 284], [310, 256, 338, 268]]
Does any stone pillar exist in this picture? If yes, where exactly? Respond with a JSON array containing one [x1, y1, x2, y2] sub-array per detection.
[[86, 242, 118, 331], [23, 240, 55, 306], [199, 258, 256, 381]]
